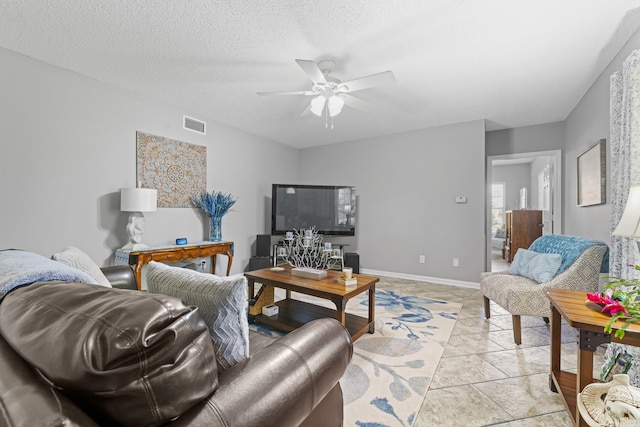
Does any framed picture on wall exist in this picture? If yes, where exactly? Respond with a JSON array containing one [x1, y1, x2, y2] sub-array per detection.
[[577, 139, 606, 207]]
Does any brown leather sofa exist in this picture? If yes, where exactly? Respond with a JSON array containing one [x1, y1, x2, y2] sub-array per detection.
[[0, 265, 353, 427]]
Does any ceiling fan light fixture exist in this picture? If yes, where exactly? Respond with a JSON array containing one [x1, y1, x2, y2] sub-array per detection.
[[259, 59, 395, 128], [310, 95, 326, 116], [328, 95, 344, 117]]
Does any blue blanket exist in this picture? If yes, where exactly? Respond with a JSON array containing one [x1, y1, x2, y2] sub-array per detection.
[[0, 249, 97, 300], [528, 235, 609, 275]]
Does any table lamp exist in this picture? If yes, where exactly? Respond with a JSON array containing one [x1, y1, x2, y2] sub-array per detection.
[[613, 184, 640, 253], [120, 186, 157, 250]]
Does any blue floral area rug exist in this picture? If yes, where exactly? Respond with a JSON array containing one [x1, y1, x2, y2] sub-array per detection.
[[250, 289, 461, 427]]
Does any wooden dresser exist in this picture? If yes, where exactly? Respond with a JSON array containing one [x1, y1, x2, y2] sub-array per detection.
[[505, 210, 543, 263]]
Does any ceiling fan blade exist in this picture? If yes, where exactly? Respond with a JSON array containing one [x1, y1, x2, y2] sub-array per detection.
[[295, 59, 327, 84], [300, 103, 312, 117], [342, 94, 371, 111], [340, 70, 396, 92], [257, 90, 315, 96]]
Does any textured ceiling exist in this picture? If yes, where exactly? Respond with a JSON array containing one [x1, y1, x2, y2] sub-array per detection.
[[2, 1, 640, 148]]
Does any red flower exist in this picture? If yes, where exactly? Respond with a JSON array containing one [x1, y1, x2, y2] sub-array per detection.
[[586, 292, 610, 305], [602, 300, 630, 317]]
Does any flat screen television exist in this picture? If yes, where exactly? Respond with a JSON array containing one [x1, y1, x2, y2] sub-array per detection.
[[271, 184, 356, 236]]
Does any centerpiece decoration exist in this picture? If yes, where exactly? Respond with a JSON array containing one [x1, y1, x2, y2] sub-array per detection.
[[281, 226, 330, 279], [587, 264, 640, 339], [192, 190, 236, 242]]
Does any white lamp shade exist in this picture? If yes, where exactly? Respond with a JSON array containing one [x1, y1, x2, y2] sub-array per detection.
[[120, 188, 157, 212], [310, 95, 326, 116], [328, 95, 344, 117], [613, 185, 640, 237]]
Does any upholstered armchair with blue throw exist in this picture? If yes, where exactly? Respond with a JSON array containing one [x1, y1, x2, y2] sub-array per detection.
[[480, 235, 608, 345]]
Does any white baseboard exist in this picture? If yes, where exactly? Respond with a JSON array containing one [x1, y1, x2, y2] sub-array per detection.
[[361, 268, 480, 290]]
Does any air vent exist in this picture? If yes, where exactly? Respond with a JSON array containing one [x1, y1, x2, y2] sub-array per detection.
[[183, 116, 206, 135]]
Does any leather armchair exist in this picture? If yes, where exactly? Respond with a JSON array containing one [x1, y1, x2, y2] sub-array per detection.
[[99, 264, 352, 426], [0, 265, 352, 427]]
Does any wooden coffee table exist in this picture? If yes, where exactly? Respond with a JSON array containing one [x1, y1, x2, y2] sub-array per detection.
[[245, 265, 379, 341]]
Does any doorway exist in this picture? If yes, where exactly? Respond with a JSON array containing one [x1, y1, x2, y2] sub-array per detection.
[[485, 150, 562, 272]]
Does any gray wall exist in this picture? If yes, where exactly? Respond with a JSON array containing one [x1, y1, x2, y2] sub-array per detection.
[[486, 122, 565, 157], [299, 120, 486, 283], [0, 48, 299, 273], [492, 164, 531, 211], [563, 29, 640, 243]]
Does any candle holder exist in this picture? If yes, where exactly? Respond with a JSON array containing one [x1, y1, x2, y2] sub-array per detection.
[[281, 226, 330, 279]]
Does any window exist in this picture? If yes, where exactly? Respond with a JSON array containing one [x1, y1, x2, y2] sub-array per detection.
[[491, 183, 505, 235]]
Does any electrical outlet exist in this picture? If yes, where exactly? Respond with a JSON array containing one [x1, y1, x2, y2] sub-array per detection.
[[453, 258, 459, 267], [419, 255, 425, 264]]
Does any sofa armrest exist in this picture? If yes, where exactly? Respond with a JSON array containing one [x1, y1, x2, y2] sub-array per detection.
[[101, 265, 137, 290], [171, 318, 353, 427], [542, 245, 607, 292]]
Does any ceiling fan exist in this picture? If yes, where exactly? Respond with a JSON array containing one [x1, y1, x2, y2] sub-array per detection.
[[257, 59, 395, 128]]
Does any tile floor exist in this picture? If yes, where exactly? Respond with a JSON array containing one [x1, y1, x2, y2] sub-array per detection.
[[376, 276, 606, 427]]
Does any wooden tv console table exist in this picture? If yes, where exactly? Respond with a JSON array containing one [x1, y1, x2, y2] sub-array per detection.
[[119, 241, 234, 290], [545, 288, 640, 427]]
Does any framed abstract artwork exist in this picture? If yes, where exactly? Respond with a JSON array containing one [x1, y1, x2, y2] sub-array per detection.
[[577, 139, 606, 207], [136, 132, 206, 207]]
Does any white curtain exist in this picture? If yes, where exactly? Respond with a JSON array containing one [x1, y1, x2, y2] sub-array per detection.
[[609, 49, 640, 278], [604, 49, 640, 385]]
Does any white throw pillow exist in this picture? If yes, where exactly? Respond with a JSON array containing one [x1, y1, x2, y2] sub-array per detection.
[[146, 261, 249, 369], [51, 247, 111, 287]]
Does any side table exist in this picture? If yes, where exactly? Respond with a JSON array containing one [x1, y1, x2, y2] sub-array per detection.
[[545, 288, 640, 426], [116, 241, 234, 290]]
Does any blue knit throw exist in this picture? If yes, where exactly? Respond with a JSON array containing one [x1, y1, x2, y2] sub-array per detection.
[[0, 249, 97, 300], [528, 235, 609, 275]]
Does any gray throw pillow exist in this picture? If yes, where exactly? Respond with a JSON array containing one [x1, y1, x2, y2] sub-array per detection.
[[147, 261, 249, 369]]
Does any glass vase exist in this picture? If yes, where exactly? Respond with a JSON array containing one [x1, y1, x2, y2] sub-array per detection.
[[209, 216, 222, 242]]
